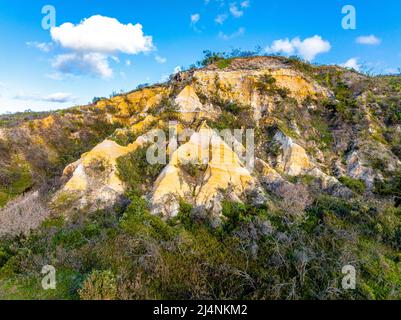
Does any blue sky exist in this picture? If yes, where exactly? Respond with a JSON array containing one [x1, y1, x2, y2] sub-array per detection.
[[1, 0, 401, 113]]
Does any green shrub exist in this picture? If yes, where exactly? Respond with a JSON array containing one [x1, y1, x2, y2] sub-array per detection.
[[180, 162, 207, 183], [217, 59, 232, 69], [322, 81, 358, 122], [41, 216, 65, 229], [0, 247, 10, 268], [175, 201, 194, 229], [0, 163, 33, 207], [391, 145, 401, 160], [339, 176, 366, 194], [370, 157, 387, 171], [374, 171, 401, 197], [52, 229, 87, 250], [0, 192, 9, 207], [310, 115, 334, 149], [223, 102, 243, 115], [377, 207, 401, 250], [110, 130, 139, 147], [198, 50, 226, 67], [117, 146, 165, 192], [208, 102, 254, 130], [222, 203, 245, 232], [221, 200, 259, 233], [307, 195, 356, 218], [78, 270, 117, 300], [0, 269, 82, 300], [121, 194, 177, 241], [255, 74, 289, 98], [297, 174, 316, 186]]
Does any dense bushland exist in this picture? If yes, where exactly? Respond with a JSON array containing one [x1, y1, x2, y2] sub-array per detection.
[[0, 190, 399, 300]]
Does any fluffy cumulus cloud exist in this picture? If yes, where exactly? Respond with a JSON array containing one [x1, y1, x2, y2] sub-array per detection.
[[341, 58, 361, 71], [51, 53, 113, 78], [47, 15, 154, 79], [14, 91, 75, 103], [356, 35, 381, 45], [50, 15, 154, 54], [266, 35, 331, 61], [267, 39, 295, 55]]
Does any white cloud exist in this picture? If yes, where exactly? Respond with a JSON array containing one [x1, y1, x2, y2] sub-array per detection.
[[356, 35, 381, 45], [14, 91, 75, 103], [191, 13, 200, 25], [47, 15, 153, 79], [52, 53, 113, 78], [51, 15, 154, 54], [125, 60, 132, 66], [229, 1, 250, 17], [267, 39, 295, 55], [215, 14, 228, 25], [155, 55, 167, 64], [241, 0, 250, 8], [219, 27, 245, 40], [26, 41, 53, 52], [44, 92, 76, 103], [190, 13, 201, 32], [230, 3, 244, 17], [293, 36, 331, 61], [266, 35, 331, 61], [341, 57, 361, 71]]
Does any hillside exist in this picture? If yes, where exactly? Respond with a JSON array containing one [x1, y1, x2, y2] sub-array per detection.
[[0, 56, 400, 300]]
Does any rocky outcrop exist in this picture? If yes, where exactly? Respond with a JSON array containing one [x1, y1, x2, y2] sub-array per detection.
[[151, 123, 265, 218], [266, 131, 352, 197], [256, 158, 288, 194], [2, 55, 401, 239], [273, 131, 311, 176], [175, 85, 205, 113], [54, 132, 157, 212], [193, 66, 330, 121], [174, 85, 217, 122], [346, 151, 376, 189], [54, 140, 133, 211]]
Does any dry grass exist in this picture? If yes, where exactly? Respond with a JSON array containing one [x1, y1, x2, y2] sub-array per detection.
[[0, 191, 52, 237]]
